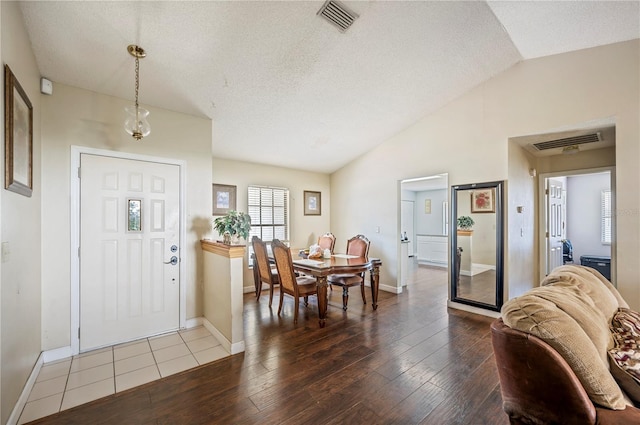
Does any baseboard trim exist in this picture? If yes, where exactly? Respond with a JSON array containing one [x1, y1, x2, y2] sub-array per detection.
[[43, 345, 73, 363], [379, 283, 402, 294], [8, 352, 44, 425], [447, 300, 500, 318], [201, 317, 245, 355]]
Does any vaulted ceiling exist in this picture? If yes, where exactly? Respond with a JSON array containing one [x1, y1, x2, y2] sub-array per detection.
[[19, 1, 640, 173]]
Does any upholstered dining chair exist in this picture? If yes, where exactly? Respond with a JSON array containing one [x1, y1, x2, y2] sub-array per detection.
[[251, 236, 280, 307], [271, 239, 318, 324], [328, 234, 370, 310], [317, 232, 336, 254]]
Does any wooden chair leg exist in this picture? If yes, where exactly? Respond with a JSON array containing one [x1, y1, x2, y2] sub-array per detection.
[[278, 290, 284, 316], [304, 296, 309, 306], [360, 282, 366, 304], [342, 286, 349, 310], [294, 295, 299, 324], [269, 284, 274, 307]]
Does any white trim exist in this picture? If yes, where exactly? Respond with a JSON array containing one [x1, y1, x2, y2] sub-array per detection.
[[185, 317, 203, 329], [43, 346, 73, 363], [201, 317, 245, 355], [70, 146, 187, 355], [8, 353, 44, 425], [447, 300, 500, 319], [379, 282, 402, 294]]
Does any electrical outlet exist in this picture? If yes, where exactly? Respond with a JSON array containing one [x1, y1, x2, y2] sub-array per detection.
[[376, 226, 380, 233]]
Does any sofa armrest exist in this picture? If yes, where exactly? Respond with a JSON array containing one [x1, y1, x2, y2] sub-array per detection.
[[491, 318, 597, 425]]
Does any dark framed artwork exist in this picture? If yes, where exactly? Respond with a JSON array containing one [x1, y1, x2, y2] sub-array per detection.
[[4, 65, 33, 197], [304, 190, 321, 216], [212, 183, 237, 215]]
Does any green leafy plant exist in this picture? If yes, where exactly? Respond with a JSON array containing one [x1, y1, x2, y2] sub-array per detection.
[[457, 215, 475, 230], [213, 210, 252, 241]]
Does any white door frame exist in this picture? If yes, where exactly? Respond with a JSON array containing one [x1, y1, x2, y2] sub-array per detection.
[[537, 166, 616, 283], [70, 146, 187, 355]]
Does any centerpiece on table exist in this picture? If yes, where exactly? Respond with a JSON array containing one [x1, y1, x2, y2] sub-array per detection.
[[213, 210, 251, 245]]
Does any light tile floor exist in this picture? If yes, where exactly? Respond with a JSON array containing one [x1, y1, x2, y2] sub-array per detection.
[[18, 326, 229, 424]]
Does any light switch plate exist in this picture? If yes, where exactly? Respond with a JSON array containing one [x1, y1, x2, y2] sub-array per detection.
[[40, 77, 53, 95]]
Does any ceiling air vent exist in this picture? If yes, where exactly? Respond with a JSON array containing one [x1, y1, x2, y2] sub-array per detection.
[[317, 0, 358, 33], [532, 132, 602, 151]]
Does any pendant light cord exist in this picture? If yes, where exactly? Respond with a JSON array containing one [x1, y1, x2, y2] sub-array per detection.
[[134, 56, 140, 109]]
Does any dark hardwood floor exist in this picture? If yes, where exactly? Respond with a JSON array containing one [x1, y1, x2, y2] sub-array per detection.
[[29, 261, 508, 424]]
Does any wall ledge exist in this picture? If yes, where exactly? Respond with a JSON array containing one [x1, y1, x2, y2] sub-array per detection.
[[201, 239, 246, 258]]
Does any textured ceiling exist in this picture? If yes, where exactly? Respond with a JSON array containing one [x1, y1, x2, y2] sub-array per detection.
[[18, 1, 640, 173]]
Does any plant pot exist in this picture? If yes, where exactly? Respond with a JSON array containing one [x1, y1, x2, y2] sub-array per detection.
[[222, 232, 231, 245]]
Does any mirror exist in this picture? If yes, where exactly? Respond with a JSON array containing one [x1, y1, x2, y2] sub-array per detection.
[[450, 181, 504, 311]]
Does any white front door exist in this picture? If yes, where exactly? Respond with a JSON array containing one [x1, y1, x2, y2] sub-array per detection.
[[546, 178, 564, 275], [80, 154, 180, 351]]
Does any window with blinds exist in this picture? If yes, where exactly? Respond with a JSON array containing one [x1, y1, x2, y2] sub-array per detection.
[[247, 186, 289, 266], [601, 189, 612, 245]]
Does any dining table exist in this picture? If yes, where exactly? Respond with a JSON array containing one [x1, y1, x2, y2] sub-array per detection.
[[291, 254, 382, 328]]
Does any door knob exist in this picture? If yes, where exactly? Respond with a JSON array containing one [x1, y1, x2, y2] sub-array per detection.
[[164, 256, 178, 265]]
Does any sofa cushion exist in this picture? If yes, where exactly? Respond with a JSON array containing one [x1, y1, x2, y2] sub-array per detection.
[[609, 308, 640, 404], [502, 285, 627, 410], [541, 265, 626, 321]]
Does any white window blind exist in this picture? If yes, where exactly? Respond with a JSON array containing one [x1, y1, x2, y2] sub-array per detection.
[[247, 186, 289, 266], [601, 189, 612, 245]]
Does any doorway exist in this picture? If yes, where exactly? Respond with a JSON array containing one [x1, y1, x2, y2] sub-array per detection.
[[539, 167, 615, 281], [399, 173, 449, 288], [71, 147, 187, 354]]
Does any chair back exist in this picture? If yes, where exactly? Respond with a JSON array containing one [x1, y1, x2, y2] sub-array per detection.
[[252, 236, 273, 284], [346, 234, 370, 258], [271, 239, 297, 294], [317, 232, 336, 253]]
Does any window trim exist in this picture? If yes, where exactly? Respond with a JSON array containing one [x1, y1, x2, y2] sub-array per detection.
[[601, 189, 611, 245]]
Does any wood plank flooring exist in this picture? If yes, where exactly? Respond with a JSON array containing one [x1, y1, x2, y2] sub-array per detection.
[[28, 261, 509, 424]]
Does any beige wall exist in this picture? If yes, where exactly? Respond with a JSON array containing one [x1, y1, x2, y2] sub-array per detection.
[[1, 2, 42, 423], [332, 40, 640, 309], [211, 158, 331, 292], [40, 84, 213, 350]]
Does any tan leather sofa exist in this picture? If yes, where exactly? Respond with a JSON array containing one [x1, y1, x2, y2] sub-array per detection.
[[491, 265, 640, 424]]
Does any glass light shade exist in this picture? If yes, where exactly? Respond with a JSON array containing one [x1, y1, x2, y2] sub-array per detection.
[[124, 105, 151, 140]]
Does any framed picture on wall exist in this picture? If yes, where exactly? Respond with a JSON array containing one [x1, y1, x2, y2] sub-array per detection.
[[212, 183, 236, 215], [424, 199, 431, 214], [304, 190, 321, 216], [471, 188, 495, 213], [4, 65, 33, 197]]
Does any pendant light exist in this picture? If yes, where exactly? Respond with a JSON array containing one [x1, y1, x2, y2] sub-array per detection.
[[124, 44, 150, 140]]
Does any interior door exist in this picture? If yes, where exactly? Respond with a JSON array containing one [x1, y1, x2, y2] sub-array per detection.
[[80, 154, 180, 351], [401, 200, 415, 256], [546, 178, 564, 275]]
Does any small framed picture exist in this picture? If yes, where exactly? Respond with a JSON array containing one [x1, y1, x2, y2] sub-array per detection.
[[212, 183, 236, 215], [471, 188, 495, 213], [304, 190, 321, 216], [424, 199, 431, 214], [4, 65, 33, 197]]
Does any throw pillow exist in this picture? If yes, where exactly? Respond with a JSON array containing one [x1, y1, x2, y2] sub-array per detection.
[[609, 308, 640, 405]]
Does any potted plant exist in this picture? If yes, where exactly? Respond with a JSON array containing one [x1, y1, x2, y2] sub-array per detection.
[[213, 210, 252, 244], [457, 215, 474, 230]]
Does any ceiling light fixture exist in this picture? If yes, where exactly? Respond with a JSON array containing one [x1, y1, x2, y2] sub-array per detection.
[[124, 44, 150, 141]]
